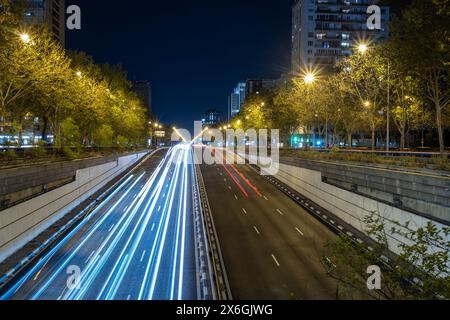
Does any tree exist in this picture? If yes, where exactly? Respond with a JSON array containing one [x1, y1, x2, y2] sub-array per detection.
[[60, 117, 80, 147], [322, 213, 450, 300], [389, 0, 450, 154], [94, 124, 114, 147], [337, 49, 387, 150]]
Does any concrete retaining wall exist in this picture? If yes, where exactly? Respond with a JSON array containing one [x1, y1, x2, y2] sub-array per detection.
[[272, 162, 449, 255], [280, 157, 450, 224], [237, 151, 449, 255], [0, 151, 148, 263]]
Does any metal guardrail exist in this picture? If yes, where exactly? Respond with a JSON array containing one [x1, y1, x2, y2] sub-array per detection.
[[194, 163, 232, 300], [285, 148, 450, 159], [191, 164, 215, 300]]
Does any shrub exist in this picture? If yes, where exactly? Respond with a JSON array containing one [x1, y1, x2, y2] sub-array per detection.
[[5, 149, 18, 161], [62, 147, 75, 160], [25, 147, 47, 159]]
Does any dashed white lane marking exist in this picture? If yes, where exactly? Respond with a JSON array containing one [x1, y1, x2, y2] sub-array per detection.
[[271, 254, 280, 267], [140, 250, 146, 263], [242, 208, 247, 215], [124, 206, 129, 212], [151, 223, 155, 232], [264, 196, 269, 201], [234, 194, 238, 200], [295, 227, 304, 236], [325, 256, 336, 268], [158, 205, 161, 212], [253, 226, 260, 235], [108, 224, 115, 232], [276, 209, 284, 216], [163, 193, 166, 198], [228, 186, 232, 190]]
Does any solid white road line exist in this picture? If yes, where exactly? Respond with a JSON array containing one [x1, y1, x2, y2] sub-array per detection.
[[271, 254, 280, 267]]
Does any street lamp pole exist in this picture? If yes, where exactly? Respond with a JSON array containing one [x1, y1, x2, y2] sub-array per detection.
[[386, 61, 390, 152]]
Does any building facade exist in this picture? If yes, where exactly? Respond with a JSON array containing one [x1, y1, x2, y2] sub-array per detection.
[[202, 109, 222, 127], [133, 81, 152, 118], [291, 0, 389, 74], [23, 0, 65, 46], [228, 82, 246, 121]]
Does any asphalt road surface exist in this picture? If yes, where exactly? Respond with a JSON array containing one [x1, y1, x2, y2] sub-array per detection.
[[199, 148, 343, 300], [1, 145, 198, 300]]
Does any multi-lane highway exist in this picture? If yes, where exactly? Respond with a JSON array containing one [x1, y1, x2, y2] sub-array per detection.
[[199, 147, 345, 300], [1, 145, 198, 300]]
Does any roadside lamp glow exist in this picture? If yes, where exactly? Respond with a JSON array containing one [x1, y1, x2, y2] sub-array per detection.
[[358, 43, 368, 54], [304, 73, 316, 84], [20, 33, 31, 44]]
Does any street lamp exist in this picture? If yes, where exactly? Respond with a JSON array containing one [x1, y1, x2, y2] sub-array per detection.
[[357, 42, 391, 151], [76, 71, 82, 78], [20, 33, 31, 44], [364, 101, 371, 108], [357, 43, 368, 54], [304, 73, 316, 85]]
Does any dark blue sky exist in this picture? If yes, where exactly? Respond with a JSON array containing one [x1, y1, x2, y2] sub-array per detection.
[[66, 0, 294, 130]]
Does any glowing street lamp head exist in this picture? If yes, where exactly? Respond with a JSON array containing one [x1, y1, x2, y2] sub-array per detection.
[[364, 101, 371, 107], [304, 73, 316, 84], [358, 43, 368, 54], [76, 71, 82, 78], [20, 33, 31, 44]]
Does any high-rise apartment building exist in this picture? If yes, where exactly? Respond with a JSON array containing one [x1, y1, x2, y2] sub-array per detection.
[[202, 109, 222, 127], [291, 0, 389, 74], [133, 81, 152, 118], [228, 82, 246, 121], [22, 0, 65, 46]]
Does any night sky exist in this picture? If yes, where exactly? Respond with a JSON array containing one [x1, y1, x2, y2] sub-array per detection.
[[66, 0, 293, 131]]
